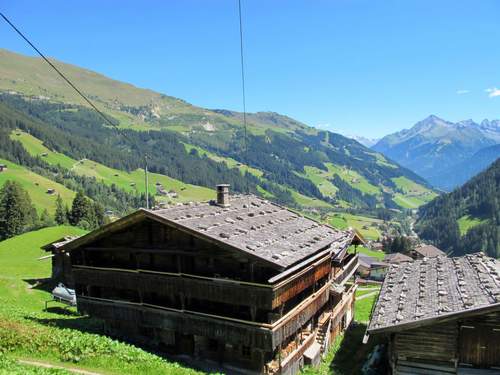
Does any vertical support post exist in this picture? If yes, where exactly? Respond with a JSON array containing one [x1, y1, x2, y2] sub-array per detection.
[[145, 156, 149, 209]]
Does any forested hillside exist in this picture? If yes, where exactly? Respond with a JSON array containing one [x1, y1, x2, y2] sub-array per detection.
[[416, 158, 500, 258], [0, 48, 437, 214]]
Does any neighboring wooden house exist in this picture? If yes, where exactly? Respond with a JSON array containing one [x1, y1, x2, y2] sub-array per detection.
[[383, 252, 412, 265], [41, 236, 82, 287], [0, 164, 6, 172], [411, 243, 446, 259], [367, 253, 500, 374], [58, 185, 362, 374], [358, 254, 389, 281]]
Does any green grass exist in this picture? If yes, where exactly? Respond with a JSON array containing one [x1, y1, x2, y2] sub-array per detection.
[[183, 143, 263, 178], [0, 227, 210, 375], [349, 245, 385, 261], [13, 131, 214, 203], [329, 214, 382, 240], [326, 163, 381, 196], [355, 292, 379, 323], [0, 158, 76, 214], [302, 166, 339, 197], [290, 190, 333, 209], [391, 176, 437, 208], [73, 160, 214, 203], [10, 131, 75, 170], [457, 215, 487, 236]]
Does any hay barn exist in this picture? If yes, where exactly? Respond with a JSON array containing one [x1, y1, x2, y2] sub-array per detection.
[[367, 253, 500, 374]]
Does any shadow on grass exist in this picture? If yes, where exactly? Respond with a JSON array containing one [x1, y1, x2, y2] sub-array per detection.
[[329, 323, 385, 375], [44, 306, 80, 316], [23, 277, 55, 293], [26, 313, 106, 335]]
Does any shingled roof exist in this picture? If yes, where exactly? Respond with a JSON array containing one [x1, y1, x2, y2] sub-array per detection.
[[62, 195, 357, 270], [413, 244, 446, 258], [368, 253, 500, 334]]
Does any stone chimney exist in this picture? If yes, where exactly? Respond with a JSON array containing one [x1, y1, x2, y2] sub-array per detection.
[[216, 184, 230, 207]]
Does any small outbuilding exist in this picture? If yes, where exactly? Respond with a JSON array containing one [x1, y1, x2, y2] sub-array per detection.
[[411, 243, 446, 259], [358, 254, 389, 281], [41, 236, 82, 287], [0, 164, 6, 172], [367, 253, 500, 374], [383, 252, 412, 265]]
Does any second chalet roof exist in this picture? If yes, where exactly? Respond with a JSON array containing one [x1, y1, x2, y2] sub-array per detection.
[[61, 195, 357, 270], [151, 195, 355, 268], [367, 253, 500, 334], [413, 244, 446, 258], [384, 252, 413, 264]]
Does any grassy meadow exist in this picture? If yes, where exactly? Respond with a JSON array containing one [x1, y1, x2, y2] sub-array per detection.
[[0, 226, 212, 375]]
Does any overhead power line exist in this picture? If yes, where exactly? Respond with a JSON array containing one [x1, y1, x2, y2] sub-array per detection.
[[0, 11, 150, 209], [238, 0, 250, 196]]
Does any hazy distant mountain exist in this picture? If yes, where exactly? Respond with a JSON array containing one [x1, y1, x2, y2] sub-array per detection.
[[346, 135, 379, 147], [373, 115, 500, 190], [435, 145, 500, 190]]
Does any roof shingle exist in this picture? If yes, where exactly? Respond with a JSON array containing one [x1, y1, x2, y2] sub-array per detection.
[[152, 195, 355, 268]]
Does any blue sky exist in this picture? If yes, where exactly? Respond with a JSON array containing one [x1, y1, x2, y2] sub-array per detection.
[[2, 0, 500, 138]]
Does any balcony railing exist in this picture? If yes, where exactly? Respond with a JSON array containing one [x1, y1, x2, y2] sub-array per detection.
[[333, 253, 359, 285]]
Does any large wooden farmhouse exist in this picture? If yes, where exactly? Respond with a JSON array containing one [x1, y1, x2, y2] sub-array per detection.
[[367, 253, 500, 374], [58, 185, 361, 374]]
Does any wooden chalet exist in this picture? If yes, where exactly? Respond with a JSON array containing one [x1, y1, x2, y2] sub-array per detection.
[[367, 253, 500, 374], [58, 185, 362, 374]]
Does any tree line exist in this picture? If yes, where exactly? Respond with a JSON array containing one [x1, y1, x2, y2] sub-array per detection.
[[416, 158, 499, 258]]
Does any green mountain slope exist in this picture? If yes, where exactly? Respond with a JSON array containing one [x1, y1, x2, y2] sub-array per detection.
[[0, 48, 435, 211], [0, 157, 76, 214], [415, 158, 500, 258], [11, 131, 214, 204]]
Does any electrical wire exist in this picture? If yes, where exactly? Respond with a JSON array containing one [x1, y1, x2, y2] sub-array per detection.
[[238, 0, 250, 196]]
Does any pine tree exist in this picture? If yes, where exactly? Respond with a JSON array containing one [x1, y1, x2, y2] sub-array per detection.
[[54, 194, 67, 225], [0, 180, 36, 239], [40, 208, 54, 228], [69, 191, 92, 227]]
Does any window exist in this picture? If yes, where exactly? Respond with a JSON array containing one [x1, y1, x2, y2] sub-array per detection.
[[242, 345, 251, 357]]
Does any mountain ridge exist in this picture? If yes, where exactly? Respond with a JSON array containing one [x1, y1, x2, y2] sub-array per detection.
[[373, 115, 500, 189], [0, 48, 436, 213]]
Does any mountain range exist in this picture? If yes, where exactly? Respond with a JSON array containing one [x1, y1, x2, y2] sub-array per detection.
[[373, 115, 500, 190], [0, 48, 436, 220]]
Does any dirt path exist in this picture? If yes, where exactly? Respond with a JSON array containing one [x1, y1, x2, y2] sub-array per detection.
[[356, 290, 379, 300], [18, 359, 103, 375]]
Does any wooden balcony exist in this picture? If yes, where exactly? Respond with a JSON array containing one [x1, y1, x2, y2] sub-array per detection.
[[73, 252, 331, 311], [333, 253, 359, 285], [76, 281, 331, 352]]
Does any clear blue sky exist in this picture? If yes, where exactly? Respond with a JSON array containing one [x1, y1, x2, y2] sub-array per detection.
[[2, 0, 500, 138]]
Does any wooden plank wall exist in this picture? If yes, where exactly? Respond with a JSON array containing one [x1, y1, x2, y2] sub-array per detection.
[[394, 322, 458, 364]]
